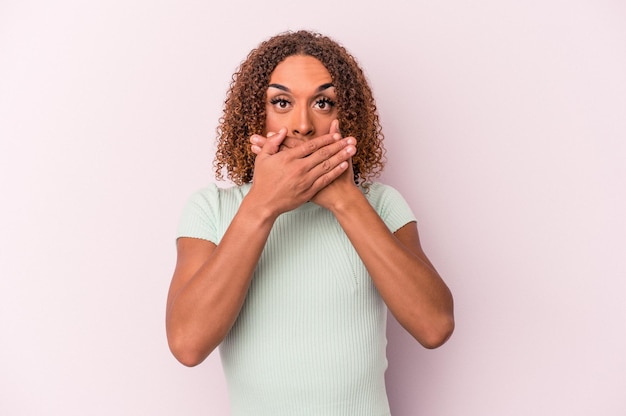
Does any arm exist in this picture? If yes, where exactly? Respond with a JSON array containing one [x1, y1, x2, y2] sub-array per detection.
[[326, 187, 454, 349], [166, 130, 356, 366], [250, 125, 454, 348], [312, 124, 453, 347]]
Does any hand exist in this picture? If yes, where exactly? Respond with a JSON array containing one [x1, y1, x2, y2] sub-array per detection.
[[247, 126, 356, 217], [309, 121, 358, 210], [250, 132, 301, 154]]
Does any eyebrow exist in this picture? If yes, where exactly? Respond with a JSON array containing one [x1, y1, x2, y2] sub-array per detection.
[[268, 83, 334, 93]]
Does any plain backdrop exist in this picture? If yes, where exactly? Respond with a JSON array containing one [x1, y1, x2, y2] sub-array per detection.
[[1, 0, 625, 415]]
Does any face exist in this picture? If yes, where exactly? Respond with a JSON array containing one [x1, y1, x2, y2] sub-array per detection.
[[264, 55, 337, 141]]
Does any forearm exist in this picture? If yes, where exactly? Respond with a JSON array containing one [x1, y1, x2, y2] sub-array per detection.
[[329, 188, 454, 348], [166, 195, 278, 365]]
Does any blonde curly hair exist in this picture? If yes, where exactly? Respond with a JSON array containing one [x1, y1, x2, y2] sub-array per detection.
[[214, 30, 385, 185]]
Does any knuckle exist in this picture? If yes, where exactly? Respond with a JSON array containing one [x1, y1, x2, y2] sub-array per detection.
[[295, 164, 307, 176]]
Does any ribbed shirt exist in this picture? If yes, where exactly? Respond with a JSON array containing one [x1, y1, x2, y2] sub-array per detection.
[[177, 182, 416, 416]]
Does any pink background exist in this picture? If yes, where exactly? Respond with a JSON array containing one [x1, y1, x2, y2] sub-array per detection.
[[1, 1, 625, 415]]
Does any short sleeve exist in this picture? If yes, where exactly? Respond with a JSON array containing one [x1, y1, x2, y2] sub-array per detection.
[[365, 183, 417, 233], [176, 184, 220, 243]]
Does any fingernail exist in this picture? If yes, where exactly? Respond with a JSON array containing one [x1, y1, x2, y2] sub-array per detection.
[[251, 135, 260, 144]]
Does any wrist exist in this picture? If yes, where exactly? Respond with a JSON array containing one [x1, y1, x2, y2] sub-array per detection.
[[240, 190, 281, 226], [326, 185, 364, 216]]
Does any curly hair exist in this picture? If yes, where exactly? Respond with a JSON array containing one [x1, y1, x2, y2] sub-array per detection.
[[214, 30, 386, 185]]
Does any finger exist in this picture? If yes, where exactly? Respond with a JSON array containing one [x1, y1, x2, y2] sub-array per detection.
[[280, 138, 302, 150], [251, 129, 293, 155], [330, 119, 341, 137], [308, 138, 356, 177], [309, 160, 351, 193], [302, 136, 356, 171], [251, 144, 262, 154], [287, 132, 343, 159], [250, 128, 286, 146], [259, 128, 287, 155], [250, 135, 266, 155]]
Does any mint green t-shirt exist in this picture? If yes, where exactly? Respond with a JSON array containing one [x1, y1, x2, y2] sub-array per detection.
[[177, 182, 416, 416]]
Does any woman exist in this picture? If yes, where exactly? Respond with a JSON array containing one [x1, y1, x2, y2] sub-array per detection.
[[166, 30, 454, 415]]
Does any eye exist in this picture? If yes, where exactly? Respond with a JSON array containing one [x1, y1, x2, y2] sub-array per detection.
[[314, 97, 336, 111], [269, 97, 291, 110]]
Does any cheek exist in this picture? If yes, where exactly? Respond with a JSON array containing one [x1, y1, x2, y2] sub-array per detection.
[[313, 114, 336, 135], [264, 111, 282, 134]]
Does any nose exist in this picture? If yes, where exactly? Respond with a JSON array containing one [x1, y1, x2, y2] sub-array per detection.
[[291, 106, 315, 139]]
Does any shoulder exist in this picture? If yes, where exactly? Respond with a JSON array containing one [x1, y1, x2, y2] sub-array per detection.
[[185, 183, 251, 208], [363, 182, 407, 207], [363, 182, 417, 232], [177, 183, 251, 241]]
